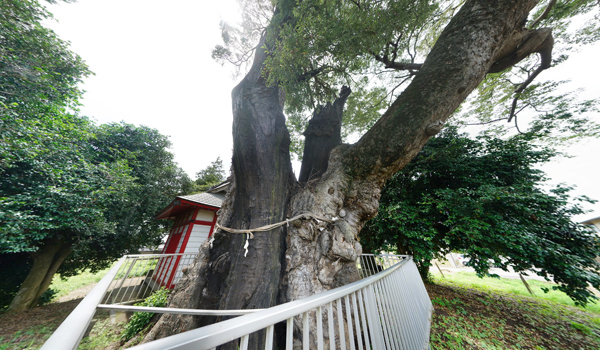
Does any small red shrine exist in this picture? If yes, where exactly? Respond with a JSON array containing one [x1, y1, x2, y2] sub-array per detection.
[[152, 182, 227, 288]]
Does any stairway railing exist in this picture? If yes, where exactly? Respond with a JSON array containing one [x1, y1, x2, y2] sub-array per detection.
[[41, 254, 432, 350]]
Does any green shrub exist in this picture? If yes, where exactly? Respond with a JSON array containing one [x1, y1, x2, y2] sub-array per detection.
[[37, 288, 57, 306], [121, 288, 170, 341]]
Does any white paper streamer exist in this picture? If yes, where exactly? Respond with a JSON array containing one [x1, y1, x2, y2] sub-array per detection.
[[244, 234, 250, 257]]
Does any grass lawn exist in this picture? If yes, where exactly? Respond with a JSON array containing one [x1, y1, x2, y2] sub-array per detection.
[[49, 266, 113, 301], [429, 271, 600, 349], [0, 265, 115, 349], [432, 269, 600, 314]]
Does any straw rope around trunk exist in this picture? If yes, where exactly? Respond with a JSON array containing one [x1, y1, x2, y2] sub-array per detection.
[[215, 213, 334, 239], [213, 213, 336, 257]]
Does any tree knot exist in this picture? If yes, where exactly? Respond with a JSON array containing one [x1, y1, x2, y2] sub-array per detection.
[[426, 121, 444, 136]]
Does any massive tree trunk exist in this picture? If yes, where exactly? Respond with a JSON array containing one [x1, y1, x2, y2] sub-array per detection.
[[7, 238, 72, 313], [144, 35, 295, 347], [146, 0, 544, 347]]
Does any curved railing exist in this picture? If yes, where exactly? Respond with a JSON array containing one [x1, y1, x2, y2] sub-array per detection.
[[41, 254, 432, 350]]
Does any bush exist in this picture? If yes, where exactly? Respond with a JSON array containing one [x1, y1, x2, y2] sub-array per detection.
[[121, 288, 170, 341], [37, 288, 57, 306]]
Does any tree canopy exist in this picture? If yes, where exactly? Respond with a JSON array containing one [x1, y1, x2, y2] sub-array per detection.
[[215, 0, 599, 150], [57, 122, 196, 276], [0, 119, 193, 311], [361, 128, 600, 305]]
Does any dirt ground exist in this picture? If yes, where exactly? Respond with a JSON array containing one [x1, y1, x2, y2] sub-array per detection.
[[55, 283, 98, 303], [0, 285, 97, 347], [0, 298, 80, 339]]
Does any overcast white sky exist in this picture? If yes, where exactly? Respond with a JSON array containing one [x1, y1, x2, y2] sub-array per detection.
[[44, 0, 599, 220], [45, 0, 240, 176]]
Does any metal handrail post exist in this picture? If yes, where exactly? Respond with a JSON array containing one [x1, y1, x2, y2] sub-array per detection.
[[41, 257, 126, 350], [113, 257, 138, 303]]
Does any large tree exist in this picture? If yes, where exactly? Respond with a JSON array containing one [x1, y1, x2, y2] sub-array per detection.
[[0, 116, 133, 312], [1, 0, 95, 312], [361, 128, 600, 304], [145, 0, 600, 347]]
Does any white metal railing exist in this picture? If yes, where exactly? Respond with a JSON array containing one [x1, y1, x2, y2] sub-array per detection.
[[42, 254, 432, 350], [357, 253, 406, 278], [99, 253, 406, 307], [41, 257, 125, 350], [103, 253, 196, 305]]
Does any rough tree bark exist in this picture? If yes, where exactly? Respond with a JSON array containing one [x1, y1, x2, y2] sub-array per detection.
[[298, 86, 351, 183], [7, 238, 72, 313], [146, 0, 548, 348]]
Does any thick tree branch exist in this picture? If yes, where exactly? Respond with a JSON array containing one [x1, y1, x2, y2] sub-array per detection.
[[498, 28, 554, 122], [344, 0, 540, 181], [297, 66, 327, 82], [372, 52, 423, 71], [464, 117, 508, 126], [488, 28, 553, 75]]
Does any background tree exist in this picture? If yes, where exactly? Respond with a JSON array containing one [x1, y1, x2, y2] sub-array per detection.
[[361, 128, 600, 304], [0, 0, 194, 312], [0, 121, 193, 312], [138, 0, 600, 346], [1, 0, 97, 312], [56, 123, 196, 277], [1, 0, 91, 170], [193, 157, 226, 192], [0, 116, 134, 312]]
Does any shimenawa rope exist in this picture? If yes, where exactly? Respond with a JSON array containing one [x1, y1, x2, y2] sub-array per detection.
[[214, 212, 334, 239]]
